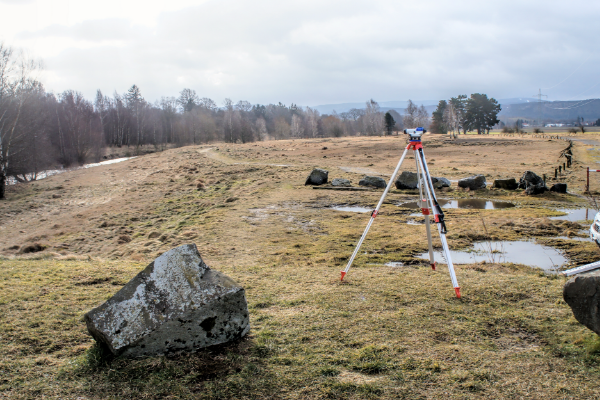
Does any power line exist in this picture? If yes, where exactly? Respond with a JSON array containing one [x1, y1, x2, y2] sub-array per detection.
[[542, 54, 594, 90], [544, 98, 599, 110]]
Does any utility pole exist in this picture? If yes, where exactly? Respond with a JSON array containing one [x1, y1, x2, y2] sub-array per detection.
[[532, 88, 548, 127]]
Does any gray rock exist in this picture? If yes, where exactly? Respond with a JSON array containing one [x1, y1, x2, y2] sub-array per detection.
[[432, 177, 451, 189], [458, 175, 486, 190], [395, 171, 419, 189], [519, 171, 548, 195], [359, 176, 387, 188], [493, 178, 518, 190], [331, 178, 351, 187], [84, 244, 250, 358], [305, 168, 328, 185], [564, 269, 600, 335], [395, 171, 450, 190], [550, 183, 567, 193], [518, 171, 546, 190]]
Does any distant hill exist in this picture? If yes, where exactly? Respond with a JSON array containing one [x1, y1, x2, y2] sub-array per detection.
[[313, 98, 600, 123], [499, 99, 600, 122], [313, 97, 537, 116]]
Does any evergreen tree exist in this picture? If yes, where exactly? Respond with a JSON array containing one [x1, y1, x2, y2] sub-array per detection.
[[430, 100, 447, 134], [384, 112, 396, 135]]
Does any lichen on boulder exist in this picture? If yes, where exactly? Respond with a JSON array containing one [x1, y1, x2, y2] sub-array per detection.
[[84, 244, 250, 358]]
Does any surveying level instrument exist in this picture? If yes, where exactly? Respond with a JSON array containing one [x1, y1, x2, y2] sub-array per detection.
[[340, 127, 461, 298]]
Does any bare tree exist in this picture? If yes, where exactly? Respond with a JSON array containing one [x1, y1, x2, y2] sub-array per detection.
[[305, 107, 320, 138], [291, 114, 304, 137], [177, 88, 199, 112], [416, 105, 429, 128], [363, 99, 383, 135], [402, 100, 418, 128], [235, 100, 252, 112], [0, 43, 43, 199]]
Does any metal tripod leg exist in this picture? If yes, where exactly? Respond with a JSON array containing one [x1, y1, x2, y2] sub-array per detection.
[[341, 145, 411, 281], [415, 149, 461, 298], [415, 150, 435, 270]]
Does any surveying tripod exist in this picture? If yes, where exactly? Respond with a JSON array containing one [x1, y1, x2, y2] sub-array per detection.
[[340, 127, 461, 298]]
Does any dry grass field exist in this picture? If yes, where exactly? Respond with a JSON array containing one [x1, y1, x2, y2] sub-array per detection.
[[3, 133, 600, 399]]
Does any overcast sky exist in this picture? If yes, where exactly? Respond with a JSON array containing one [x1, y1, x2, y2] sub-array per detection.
[[1, 0, 599, 106]]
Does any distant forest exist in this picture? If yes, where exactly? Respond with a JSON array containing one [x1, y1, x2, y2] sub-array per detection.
[[2, 45, 430, 198]]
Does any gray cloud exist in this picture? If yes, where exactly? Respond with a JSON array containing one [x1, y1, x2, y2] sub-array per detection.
[[23, 0, 600, 105]]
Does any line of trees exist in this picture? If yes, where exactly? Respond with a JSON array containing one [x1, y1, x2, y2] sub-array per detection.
[[2, 45, 412, 199], [430, 94, 501, 135]]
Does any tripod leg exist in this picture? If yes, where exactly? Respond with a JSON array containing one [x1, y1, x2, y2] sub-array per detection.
[[341, 146, 411, 281], [415, 151, 435, 270], [415, 149, 460, 298]]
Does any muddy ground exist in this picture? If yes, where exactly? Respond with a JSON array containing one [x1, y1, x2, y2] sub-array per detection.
[[3, 133, 600, 399], [1, 133, 598, 265]]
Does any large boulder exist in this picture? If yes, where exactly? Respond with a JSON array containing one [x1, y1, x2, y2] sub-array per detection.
[[493, 178, 518, 190], [564, 270, 600, 335], [84, 244, 250, 358], [395, 171, 450, 190], [550, 183, 567, 193], [519, 171, 547, 195], [458, 175, 486, 190], [331, 178, 351, 187], [395, 171, 419, 189], [305, 168, 328, 185], [359, 176, 387, 188]]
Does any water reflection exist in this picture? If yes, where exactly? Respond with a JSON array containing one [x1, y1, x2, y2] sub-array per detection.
[[400, 198, 516, 210], [417, 240, 567, 271]]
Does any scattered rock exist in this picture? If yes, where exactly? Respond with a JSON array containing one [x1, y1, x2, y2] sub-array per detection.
[[52, 194, 62, 199], [322, 147, 328, 150], [148, 231, 161, 239], [84, 244, 250, 358], [359, 176, 386, 188], [331, 178, 352, 187], [395, 171, 418, 189], [225, 197, 238, 203], [305, 168, 329, 186], [564, 270, 600, 335], [550, 183, 567, 193], [493, 178, 518, 190], [432, 177, 451, 189], [395, 171, 450, 189], [458, 175, 486, 190], [519, 171, 547, 195]]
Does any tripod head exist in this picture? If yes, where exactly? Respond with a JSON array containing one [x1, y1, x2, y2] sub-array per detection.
[[404, 127, 426, 141]]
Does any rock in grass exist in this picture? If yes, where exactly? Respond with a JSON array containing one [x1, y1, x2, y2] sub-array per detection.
[[395, 171, 418, 189], [84, 244, 250, 358], [458, 175, 486, 190], [519, 170, 547, 195], [432, 177, 451, 189], [305, 168, 329, 185], [331, 178, 351, 187], [564, 270, 600, 335], [359, 176, 386, 188], [493, 178, 518, 190], [395, 171, 450, 190], [550, 183, 567, 193]]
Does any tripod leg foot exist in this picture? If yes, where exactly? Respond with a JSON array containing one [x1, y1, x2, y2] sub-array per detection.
[[340, 271, 346, 281], [454, 287, 461, 298], [431, 262, 436, 270]]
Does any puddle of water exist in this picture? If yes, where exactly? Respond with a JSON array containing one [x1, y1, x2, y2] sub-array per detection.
[[400, 199, 515, 210], [550, 208, 595, 221], [385, 262, 404, 267], [417, 240, 567, 271], [555, 236, 592, 242], [331, 206, 372, 213]]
